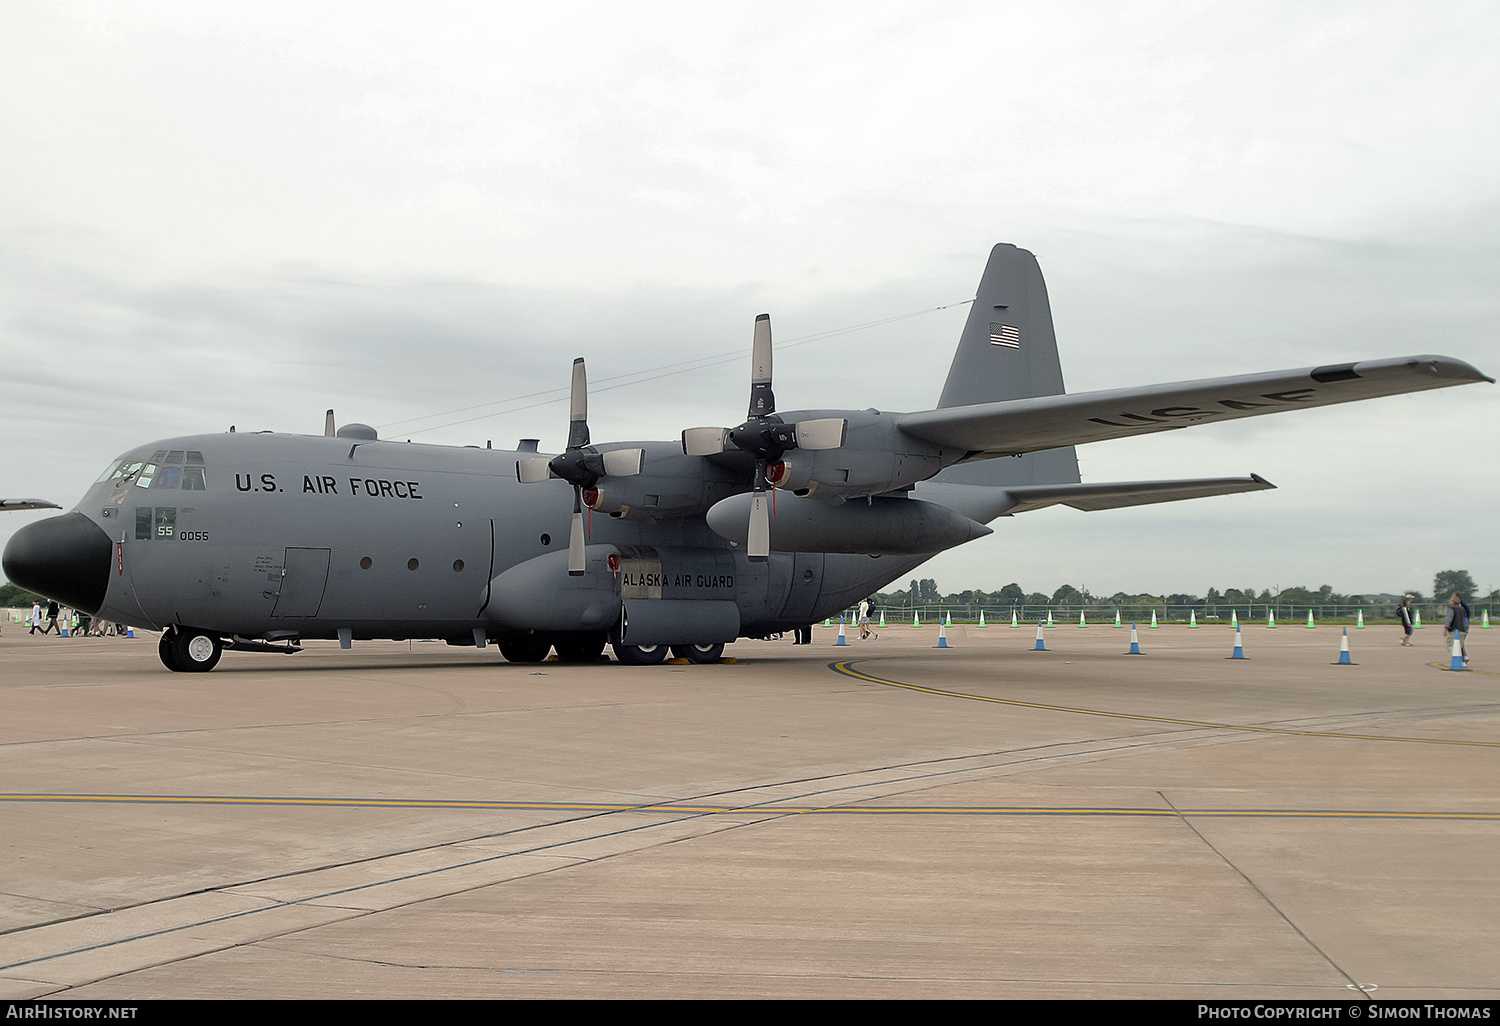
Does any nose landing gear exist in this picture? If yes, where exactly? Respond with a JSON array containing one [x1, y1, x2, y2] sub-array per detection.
[[159, 627, 223, 672]]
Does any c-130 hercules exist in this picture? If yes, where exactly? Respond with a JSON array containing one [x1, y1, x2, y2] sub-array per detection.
[[4, 245, 1491, 671]]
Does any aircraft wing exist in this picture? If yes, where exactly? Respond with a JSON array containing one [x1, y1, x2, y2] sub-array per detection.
[[1, 499, 61, 511], [898, 355, 1492, 458]]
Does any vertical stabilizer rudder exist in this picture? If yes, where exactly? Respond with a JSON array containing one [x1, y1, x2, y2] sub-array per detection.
[[933, 244, 1081, 488]]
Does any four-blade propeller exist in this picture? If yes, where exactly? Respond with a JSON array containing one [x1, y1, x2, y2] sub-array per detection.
[[523, 314, 843, 574], [517, 358, 643, 575], [681, 314, 845, 561]]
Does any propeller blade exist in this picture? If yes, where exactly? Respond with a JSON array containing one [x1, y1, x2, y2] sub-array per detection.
[[516, 456, 554, 484], [795, 417, 846, 450], [566, 357, 590, 450], [746, 487, 770, 561], [324, 410, 335, 437], [748, 313, 775, 419], [568, 490, 586, 576], [602, 448, 644, 476], [681, 427, 728, 456]]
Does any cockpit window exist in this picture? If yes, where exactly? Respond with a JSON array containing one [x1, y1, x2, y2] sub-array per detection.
[[98, 459, 144, 483], [116, 450, 208, 489]]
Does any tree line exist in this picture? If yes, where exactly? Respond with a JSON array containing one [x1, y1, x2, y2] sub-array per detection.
[[875, 571, 1494, 618]]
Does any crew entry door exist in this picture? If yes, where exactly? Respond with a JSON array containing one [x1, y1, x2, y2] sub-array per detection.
[[271, 547, 331, 618]]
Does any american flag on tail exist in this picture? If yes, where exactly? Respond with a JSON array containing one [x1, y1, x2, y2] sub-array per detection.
[[989, 323, 1020, 348]]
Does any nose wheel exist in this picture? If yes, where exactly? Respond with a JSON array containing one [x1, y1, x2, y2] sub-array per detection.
[[159, 627, 223, 672]]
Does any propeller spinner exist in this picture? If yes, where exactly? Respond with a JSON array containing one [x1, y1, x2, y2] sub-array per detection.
[[517, 358, 643, 575], [681, 314, 845, 561]]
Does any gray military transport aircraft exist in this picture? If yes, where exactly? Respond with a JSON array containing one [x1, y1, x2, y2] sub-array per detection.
[[3, 245, 1491, 671]]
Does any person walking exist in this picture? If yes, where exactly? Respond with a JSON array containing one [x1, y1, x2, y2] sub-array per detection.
[[1397, 595, 1415, 647], [29, 601, 42, 635], [41, 600, 60, 635], [1445, 592, 1471, 666]]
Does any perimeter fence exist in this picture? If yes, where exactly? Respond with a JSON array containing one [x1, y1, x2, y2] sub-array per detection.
[[848, 602, 1493, 627]]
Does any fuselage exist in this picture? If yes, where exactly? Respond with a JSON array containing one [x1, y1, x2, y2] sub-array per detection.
[[5, 430, 928, 647]]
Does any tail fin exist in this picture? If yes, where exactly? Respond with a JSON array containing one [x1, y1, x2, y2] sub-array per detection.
[[933, 244, 1080, 488]]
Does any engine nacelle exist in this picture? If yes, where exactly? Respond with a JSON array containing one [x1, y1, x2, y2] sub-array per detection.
[[706, 492, 991, 554], [765, 448, 944, 501], [756, 410, 948, 502], [582, 445, 742, 520]]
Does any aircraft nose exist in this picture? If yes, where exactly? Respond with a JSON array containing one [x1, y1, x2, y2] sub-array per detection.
[[2, 512, 113, 614]]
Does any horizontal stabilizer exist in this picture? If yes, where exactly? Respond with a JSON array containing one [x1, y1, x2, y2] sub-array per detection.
[[900, 356, 1492, 459], [997, 475, 1275, 516]]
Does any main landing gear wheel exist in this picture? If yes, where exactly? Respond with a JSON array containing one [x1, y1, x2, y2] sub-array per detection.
[[497, 632, 552, 663], [611, 642, 669, 665], [670, 642, 725, 664], [159, 627, 222, 672], [553, 632, 608, 663]]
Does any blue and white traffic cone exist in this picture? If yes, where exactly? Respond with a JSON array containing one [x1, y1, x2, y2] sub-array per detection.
[[1447, 635, 1468, 671], [1033, 621, 1047, 651], [1333, 627, 1355, 665], [1126, 623, 1142, 655], [1229, 627, 1247, 660], [126, 627, 135, 638], [937, 622, 950, 648], [835, 619, 848, 646]]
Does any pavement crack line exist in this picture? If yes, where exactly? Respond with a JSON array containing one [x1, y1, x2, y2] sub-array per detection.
[[1156, 789, 1366, 996]]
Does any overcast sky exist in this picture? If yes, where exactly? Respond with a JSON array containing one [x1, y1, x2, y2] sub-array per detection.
[[3, 1, 1496, 599]]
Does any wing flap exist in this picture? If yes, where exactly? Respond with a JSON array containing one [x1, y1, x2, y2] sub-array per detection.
[[898, 355, 1491, 457]]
